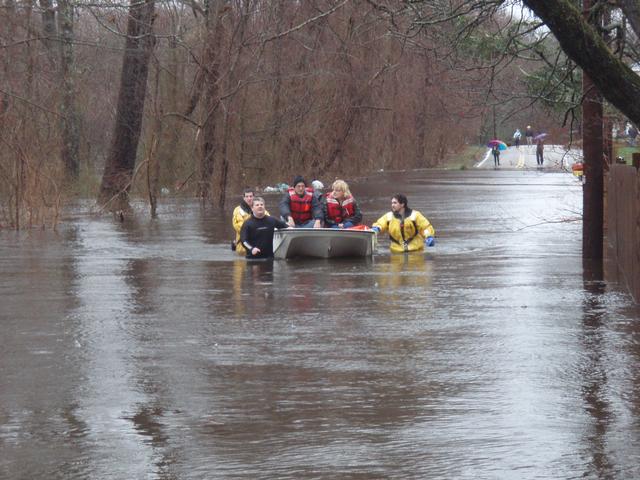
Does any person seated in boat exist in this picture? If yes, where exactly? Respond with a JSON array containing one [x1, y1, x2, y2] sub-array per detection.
[[279, 175, 322, 228], [232, 188, 269, 255], [240, 197, 289, 259], [323, 179, 363, 229], [311, 179, 325, 203], [372, 193, 435, 253]]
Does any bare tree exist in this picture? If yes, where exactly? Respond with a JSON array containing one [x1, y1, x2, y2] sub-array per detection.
[[98, 0, 156, 212], [39, 0, 57, 56], [521, 0, 640, 126], [58, 0, 80, 178], [196, 0, 225, 203]]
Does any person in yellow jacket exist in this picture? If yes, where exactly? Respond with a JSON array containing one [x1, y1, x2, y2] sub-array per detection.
[[372, 194, 435, 253], [232, 188, 269, 255]]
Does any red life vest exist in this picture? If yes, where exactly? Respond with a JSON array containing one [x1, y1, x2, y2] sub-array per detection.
[[325, 192, 356, 223], [288, 187, 314, 224]]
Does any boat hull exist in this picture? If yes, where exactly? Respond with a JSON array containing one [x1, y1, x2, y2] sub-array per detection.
[[273, 228, 375, 259]]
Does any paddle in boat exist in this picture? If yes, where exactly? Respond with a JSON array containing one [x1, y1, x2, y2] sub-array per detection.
[[273, 225, 376, 259]]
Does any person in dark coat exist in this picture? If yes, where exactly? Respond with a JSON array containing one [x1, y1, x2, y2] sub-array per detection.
[[536, 138, 544, 166], [492, 144, 500, 167], [525, 125, 534, 146]]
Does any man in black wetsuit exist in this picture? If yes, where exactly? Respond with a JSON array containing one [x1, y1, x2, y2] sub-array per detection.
[[240, 197, 289, 259]]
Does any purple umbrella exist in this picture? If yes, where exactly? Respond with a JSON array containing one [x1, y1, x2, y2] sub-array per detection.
[[533, 133, 548, 142]]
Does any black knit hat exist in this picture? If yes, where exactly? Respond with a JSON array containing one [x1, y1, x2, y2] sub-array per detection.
[[292, 175, 306, 187]]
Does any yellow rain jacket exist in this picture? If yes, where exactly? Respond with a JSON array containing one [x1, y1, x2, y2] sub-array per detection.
[[373, 208, 435, 253], [232, 204, 269, 255]]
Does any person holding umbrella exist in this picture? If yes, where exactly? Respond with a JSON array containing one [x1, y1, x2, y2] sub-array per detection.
[[534, 133, 547, 166], [492, 144, 500, 167], [487, 139, 506, 167]]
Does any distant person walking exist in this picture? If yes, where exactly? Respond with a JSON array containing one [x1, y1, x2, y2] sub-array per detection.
[[513, 129, 522, 148], [536, 138, 544, 166], [492, 144, 500, 167], [525, 125, 534, 146]]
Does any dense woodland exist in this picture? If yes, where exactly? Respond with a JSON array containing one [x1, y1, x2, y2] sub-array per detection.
[[2, 0, 638, 229]]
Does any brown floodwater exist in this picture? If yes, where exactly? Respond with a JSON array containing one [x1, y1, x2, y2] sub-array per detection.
[[1, 169, 640, 479]]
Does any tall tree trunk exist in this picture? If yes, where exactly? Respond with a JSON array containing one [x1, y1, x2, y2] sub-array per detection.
[[320, 11, 361, 176], [388, 75, 399, 171], [98, 0, 156, 211], [198, 0, 224, 203], [147, 58, 162, 218], [4, 0, 22, 228], [58, 0, 80, 179], [216, 1, 250, 206], [416, 57, 431, 166], [157, 36, 181, 185], [39, 0, 57, 56], [269, 0, 285, 169]]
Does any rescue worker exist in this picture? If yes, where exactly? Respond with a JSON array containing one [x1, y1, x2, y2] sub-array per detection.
[[323, 179, 362, 229], [372, 194, 435, 253], [231, 188, 269, 255], [279, 175, 322, 228], [240, 197, 289, 259]]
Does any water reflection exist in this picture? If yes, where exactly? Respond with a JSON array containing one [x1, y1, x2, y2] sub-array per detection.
[[70, 220, 164, 479], [230, 259, 276, 317], [375, 254, 433, 306], [580, 259, 613, 478]]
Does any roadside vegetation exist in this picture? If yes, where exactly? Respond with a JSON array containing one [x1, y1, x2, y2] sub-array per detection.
[[443, 146, 488, 170], [2, 1, 638, 229]]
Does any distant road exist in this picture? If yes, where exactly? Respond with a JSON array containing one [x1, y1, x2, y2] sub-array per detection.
[[476, 145, 583, 170]]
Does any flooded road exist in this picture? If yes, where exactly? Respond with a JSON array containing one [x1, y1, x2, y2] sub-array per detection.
[[2, 169, 640, 479]]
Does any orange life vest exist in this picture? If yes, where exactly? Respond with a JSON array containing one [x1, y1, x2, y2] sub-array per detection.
[[288, 187, 314, 224], [325, 193, 356, 224]]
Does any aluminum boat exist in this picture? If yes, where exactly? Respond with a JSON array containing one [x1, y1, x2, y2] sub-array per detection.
[[273, 227, 376, 259]]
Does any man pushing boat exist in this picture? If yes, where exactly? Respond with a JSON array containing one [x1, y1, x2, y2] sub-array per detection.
[[240, 197, 290, 259]]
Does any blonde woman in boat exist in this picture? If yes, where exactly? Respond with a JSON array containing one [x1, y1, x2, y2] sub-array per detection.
[[323, 179, 363, 229]]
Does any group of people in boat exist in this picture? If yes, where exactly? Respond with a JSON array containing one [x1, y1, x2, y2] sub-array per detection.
[[278, 176, 363, 230], [232, 175, 436, 259]]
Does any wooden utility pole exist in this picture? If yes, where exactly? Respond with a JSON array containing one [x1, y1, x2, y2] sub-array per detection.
[[582, 0, 604, 260]]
